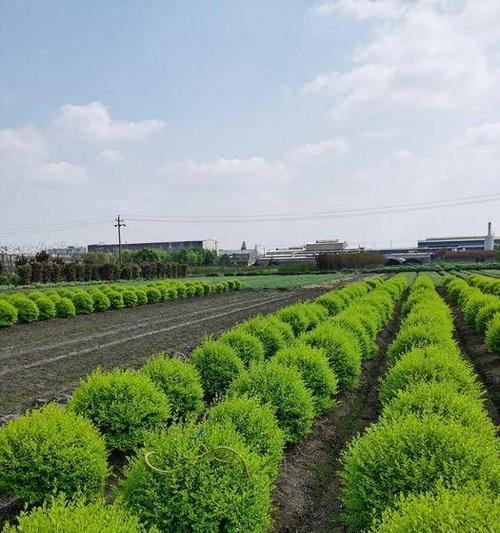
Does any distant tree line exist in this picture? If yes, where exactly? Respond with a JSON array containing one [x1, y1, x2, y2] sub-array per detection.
[[316, 252, 387, 270]]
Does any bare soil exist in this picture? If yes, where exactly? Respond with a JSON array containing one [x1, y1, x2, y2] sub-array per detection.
[[271, 291, 407, 533], [0, 288, 333, 424]]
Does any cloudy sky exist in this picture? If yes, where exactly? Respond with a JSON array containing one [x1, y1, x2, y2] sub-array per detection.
[[1, 0, 499, 251]]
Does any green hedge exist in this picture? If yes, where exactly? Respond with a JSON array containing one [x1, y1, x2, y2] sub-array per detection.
[[485, 312, 500, 353], [0, 299, 17, 327], [218, 329, 265, 366]]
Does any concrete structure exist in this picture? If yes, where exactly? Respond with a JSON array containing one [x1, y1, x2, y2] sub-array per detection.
[[219, 242, 258, 266], [256, 239, 348, 265], [418, 223, 499, 251], [87, 239, 218, 254], [304, 239, 348, 252], [47, 246, 86, 259]]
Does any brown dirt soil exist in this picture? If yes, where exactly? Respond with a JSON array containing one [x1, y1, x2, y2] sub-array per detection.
[[441, 291, 500, 426], [271, 291, 407, 533], [0, 288, 342, 425]]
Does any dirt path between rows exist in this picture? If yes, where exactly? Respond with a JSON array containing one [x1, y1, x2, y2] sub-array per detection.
[[0, 287, 338, 424], [271, 290, 407, 533]]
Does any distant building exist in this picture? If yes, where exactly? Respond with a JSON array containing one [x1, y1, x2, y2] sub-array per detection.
[[418, 223, 499, 251], [87, 239, 218, 254], [219, 241, 257, 266], [304, 239, 348, 252], [257, 239, 348, 265], [47, 246, 86, 259]]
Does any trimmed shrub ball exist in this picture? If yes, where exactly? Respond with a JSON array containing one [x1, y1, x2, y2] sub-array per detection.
[[0, 403, 107, 504], [206, 396, 285, 479], [238, 316, 287, 358], [381, 381, 495, 437], [8, 295, 39, 323], [229, 360, 314, 444], [476, 302, 500, 334], [142, 353, 204, 421], [371, 488, 500, 533], [340, 414, 499, 531], [0, 299, 17, 327], [119, 423, 271, 533], [331, 312, 375, 359], [70, 290, 94, 315], [218, 329, 265, 366], [485, 312, 500, 353], [55, 297, 76, 318], [107, 290, 125, 309], [302, 322, 362, 390], [134, 288, 148, 305], [122, 288, 139, 307], [315, 292, 346, 316], [300, 302, 329, 329], [276, 304, 310, 335], [33, 296, 56, 320], [273, 344, 338, 415], [3, 494, 154, 533], [145, 287, 161, 304], [68, 368, 171, 451], [87, 289, 111, 312], [190, 340, 244, 402], [27, 291, 46, 301], [379, 344, 481, 404]]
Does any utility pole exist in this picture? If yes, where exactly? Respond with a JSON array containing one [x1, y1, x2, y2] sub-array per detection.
[[114, 215, 126, 266]]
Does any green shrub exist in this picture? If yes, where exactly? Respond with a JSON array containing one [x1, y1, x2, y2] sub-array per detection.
[[276, 304, 310, 336], [229, 361, 314, 443], [387, 323, 452, 364], [485, 313, 500, 353], [190, 340, 244, 402], [273, 345, 338, 415], [0, 404, 107, 504], [134, 288, 148, 305], [27, 291, 46, 300], [463, 292, 497, 326], [0, 299, 17, 327], [239, 316, 287, 358], [68, 369, 171, 451], [341, 414, 500, 530], [8, 295, 39, 323], [33, 296, 56, 320], [55, 297, 76, 318], [331, 312, 375, 359], [119, 423, 271, 533], [107, 289, 125, 309], [363, 290, 394, 324], [145, 287, 161, 304], [346, 303, 380, 338], [302, 323, 361, 390], [269, 315, 295, 343], [206, 397, 285, 478], [70, 290, 94, 315], [371, 487, 500, 533], [122, 289, 139, 307], [475, 301, 500, 334], [316, 292, 346, 315], [381, 381, 494, 436], [45, 290, 62, 303], [3, 494, 152, 533], [56, 288, 73, 299], [87, 289, 111, 312], [380, 344, 481, 404], [300, 302, 329, 329], [142, 354, 204, 421], [218, 329, 265, 366]]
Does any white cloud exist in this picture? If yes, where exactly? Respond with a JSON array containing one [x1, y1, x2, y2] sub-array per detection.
[[289, 136, 351, 161], [363, 128, 397, 139], [454, 122, 500, 147], [0, 127, 48, 164], [36, 162, 87, 185], [309, 0, 407, 20], [386, 148, 414, 163], [303, 1, 500, 117], [99, 148, 123, 162], [54, 102, 166, 143]]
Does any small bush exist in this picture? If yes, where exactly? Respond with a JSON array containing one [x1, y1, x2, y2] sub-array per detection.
[[122, 289, 139, 307], [55, 297, 76, 318], [485, 313, 500, 353], [119, 423, 271, 533], [8, 295, 39, 323], [273, 345, 338, 415], [218, 329, 265, 366], [370, 487, 500, 533], [341, 414, 499, 530], [316, 292, 346, 315], [27, 291, 46, 300], [229, 361, 314, 443], [331, 312, 375, 359], [239, 316, 287, 358], [142, 353, 204, 421], [379, 344, 481, 404], [302, 323, 362, 390], [107, 289, 125, 309], [145, 287, 161, 304], [134, 288, 148, 305], [87, 289, 111, 312], [206, 397, 285, 478], [33, 296, 56, 320], [68, 369, 171, 451], [381, 381, 494, 436], [300, 302, 329, 329], [269, 315, 295, 343], [190, 340, 244, 402], [0, 300, 17, 327], [276, 304, 310, 336], [3, 494, 152, 533], [70, 290, 94, 315], [0, 404, 107, 504]]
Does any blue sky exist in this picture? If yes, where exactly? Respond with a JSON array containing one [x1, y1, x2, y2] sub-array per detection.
[[1, 0, 499, 251]]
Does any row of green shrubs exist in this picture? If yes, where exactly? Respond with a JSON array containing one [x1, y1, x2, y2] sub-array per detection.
[[340, 275, 499, 532], [0, 275, 408, 531], [0, 279, 244, 328], [443, 274, 500, 353]]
